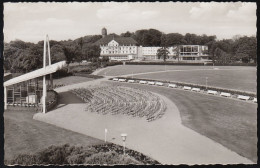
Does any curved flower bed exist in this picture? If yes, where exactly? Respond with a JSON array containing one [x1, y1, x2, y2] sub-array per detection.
[[71, 86, 166, 122]]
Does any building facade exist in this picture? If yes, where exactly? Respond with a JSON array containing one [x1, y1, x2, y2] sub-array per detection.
[[95, 32, 138, 61], [179, 45, 209, 61]]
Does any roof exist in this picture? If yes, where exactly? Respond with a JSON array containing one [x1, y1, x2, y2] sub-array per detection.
[[94, 35, 138, 46], [4, 61, 67, 87]]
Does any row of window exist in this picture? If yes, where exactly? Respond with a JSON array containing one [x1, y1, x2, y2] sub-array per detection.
[[101, 51, 136, 54], [103, 47, 136, 50]]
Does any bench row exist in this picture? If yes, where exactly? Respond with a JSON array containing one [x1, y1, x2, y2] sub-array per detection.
[[112, 78, 257, 103]]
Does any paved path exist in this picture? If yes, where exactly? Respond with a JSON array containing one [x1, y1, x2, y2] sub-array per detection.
[[33, 78, 253, 165]]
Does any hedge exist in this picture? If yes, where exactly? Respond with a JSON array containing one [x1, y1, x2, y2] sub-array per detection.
[[73, 73, 103, 79]]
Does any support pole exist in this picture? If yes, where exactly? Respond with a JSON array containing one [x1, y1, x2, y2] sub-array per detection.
[[42, 35, 47, 113], [123, 141, 126, 156], [4, 86, 7, 110], [42, 76, 46, 113], [47, 35, 53, 89]]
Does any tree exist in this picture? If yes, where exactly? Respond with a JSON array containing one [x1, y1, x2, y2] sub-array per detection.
[[82, 45, 101, 62], [120, 31, 133, 37], [157, 47, 169, 62], [184, 33, 201, 45], [234, 36, 257, 63], [163, 33, 186, 46], [172, 45, 181, 62], [62, 44, 81, 72], [134, 29, 162, 46]]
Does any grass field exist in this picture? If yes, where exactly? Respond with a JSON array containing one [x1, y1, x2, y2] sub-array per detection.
[[97, 65, 256, 92], [105, 81, 257, 163], [4, 88, 104, 161], [53, 76, 94, 86]]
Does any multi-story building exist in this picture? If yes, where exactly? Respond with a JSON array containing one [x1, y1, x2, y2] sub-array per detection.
[[96, 28, 210, 62], [141, 46, 177, 60], [94, 28, 138, 61], [179, 45, 209, 61]]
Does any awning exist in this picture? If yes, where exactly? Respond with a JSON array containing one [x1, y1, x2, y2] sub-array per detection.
[[4, 61, 67, 87]]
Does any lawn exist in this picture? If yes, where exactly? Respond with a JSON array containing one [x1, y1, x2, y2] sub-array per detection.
[[53, 76, 94, 86], [97, 65, 256, 92], [105, 81, 257, 163], [4, 102, 104, 161]]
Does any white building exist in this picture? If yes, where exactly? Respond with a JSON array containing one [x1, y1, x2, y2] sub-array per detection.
[[179, 45, 209, 61], [141, 46, 178, 60]]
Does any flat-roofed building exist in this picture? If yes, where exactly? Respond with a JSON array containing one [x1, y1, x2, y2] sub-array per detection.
[[179, 45, 209, 61]]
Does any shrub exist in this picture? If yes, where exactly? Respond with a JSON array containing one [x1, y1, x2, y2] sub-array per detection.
[[52, 67, 72, 78], [36, 144, 71, 164], [7, 154, 39, 165], [84, 151, 141, 165], [7, 144, 160, 165]]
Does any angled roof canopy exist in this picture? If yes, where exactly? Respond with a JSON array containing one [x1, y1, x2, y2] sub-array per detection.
[[4, 61, 67, 87]]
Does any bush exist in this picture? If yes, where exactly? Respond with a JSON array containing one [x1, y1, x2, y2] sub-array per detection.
[[52, 67, 72, 78], [7, 143, 160, 165], [7, 154, 39, 165], [84, 151, 141, 165], [73, 73, 103, 79]]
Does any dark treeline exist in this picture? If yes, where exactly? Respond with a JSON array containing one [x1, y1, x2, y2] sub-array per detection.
[[3, 29, 256, 73]]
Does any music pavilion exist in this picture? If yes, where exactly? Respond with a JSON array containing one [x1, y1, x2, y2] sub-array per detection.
[[4, 35, 67, 113]]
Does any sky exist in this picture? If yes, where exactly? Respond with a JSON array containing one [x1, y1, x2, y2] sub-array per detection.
[[4, 2, 256, 43]]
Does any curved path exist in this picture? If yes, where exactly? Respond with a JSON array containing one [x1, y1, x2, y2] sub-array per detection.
[[33, 77, 253, 165]]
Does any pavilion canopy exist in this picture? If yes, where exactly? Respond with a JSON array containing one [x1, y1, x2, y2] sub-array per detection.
[[4, 61, 67, 87]]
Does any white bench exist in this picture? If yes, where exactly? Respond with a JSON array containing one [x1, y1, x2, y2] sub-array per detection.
[[168, 84, 177, 88], [155, 82, 164, 86], [113, 78, 118, 81], [148, 81, 155, 85], [237, 95, 250, 101], [139, 80, 147, 84], [207, 90, 218, 95], [183, 86, 191, 90], [191, 88, 200, 92], [253, 98, 257, 103], [220, 92, 231, 97], [128, 79, 135, 83], [118, 79, 126, 82]]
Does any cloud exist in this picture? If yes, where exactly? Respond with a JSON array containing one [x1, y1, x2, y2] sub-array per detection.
[[227, 3, 256, 21], [189, 2, 238, 20], [96, 2, 159, 21]]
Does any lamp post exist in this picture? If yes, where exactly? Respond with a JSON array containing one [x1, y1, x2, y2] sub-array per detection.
[[206, 77, 208, 90], [121, 133, 127, 155], [105, 128, 108, 143]]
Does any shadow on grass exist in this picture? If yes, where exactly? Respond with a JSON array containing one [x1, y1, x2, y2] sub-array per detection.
[[52, 91, 85, 111]]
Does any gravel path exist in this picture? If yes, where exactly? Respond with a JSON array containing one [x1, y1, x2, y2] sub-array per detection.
[[33, 78, 253, 165]]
